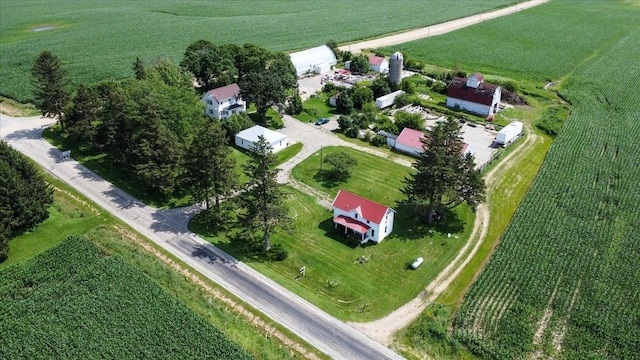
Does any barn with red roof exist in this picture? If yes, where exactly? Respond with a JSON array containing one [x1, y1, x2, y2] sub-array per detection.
[[368, 55, 389, 73], [446, 73, 501, 116], [331, 189, 395, 244]]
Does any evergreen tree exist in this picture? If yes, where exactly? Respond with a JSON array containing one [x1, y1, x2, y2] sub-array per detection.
[[240, 136, 288, 251], [31, 51, 70, 128], [185, 121, 236, 220], [133, 57, 146, 80], [64, 85, 99, 145], [0, 141, 53, 262], [402, 118, 484, 223]]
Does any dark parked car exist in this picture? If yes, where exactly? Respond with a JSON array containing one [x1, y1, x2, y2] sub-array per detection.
[[315, 117, 329, 125]]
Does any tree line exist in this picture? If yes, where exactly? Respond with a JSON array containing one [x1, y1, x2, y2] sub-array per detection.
[[30, 41, 296, 256]]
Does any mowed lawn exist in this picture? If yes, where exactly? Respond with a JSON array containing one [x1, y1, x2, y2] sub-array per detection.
[[198, 146, 475, 321], [1, 0, 522, 102]]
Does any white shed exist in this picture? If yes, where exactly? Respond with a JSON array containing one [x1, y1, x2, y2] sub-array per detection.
[[235, 125, 289, 153], [290, 45, 337, 77]]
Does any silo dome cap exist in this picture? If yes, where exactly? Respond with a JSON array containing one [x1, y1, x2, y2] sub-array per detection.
[[391, 52, 403, 60]]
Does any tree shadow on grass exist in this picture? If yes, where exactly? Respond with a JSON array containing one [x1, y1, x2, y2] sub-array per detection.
[[313, 169, 349, 189], [392, 202, 466, 241]]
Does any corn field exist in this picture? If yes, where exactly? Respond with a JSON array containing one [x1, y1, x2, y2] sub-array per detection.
[[0, 236, 253, 359], [454, 20, 640, 360]]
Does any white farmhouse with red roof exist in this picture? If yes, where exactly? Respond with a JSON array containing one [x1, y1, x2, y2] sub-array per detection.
[[446, 73, 501, 117], [202, 83, 246, 120], [394, 127, 475, 158], [331, 189, 396, 244], [368, 55, 389, 73]]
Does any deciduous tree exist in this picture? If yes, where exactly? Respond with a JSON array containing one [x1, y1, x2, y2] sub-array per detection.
[[239, 52, 296, 124], [323, 151, 358, 182], [402, 118, 484, 223], [240, 136, 288, 251], [349, 54, 370, 75], [31, 51, 70, 128]]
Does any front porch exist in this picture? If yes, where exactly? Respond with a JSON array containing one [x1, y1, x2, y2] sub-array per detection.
[[333, 215, 370, 244]]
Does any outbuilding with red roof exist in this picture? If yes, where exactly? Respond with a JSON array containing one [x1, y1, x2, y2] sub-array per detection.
[[331, 189, 396, 244], [393, 127, 476, 158], [368, 55, 389, 73], [446, 73, 501, 116]]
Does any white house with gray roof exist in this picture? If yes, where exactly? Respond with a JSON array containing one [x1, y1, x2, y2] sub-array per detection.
[[202, 83, 246, 120]]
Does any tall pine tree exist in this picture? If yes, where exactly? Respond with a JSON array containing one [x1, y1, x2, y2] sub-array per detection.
[[403, 118, 485, 223], [31, 51, 70, 128], [185, 121, 236, 221], [240, 136, 288, 251], [0, 141, 53, 262]]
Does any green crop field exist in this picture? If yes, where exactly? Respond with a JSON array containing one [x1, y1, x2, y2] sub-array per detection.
[[0, 236, 253, 359], [391, 1, 640, 358], [0, 0, 523, 102], [387, 1, 632, 83]]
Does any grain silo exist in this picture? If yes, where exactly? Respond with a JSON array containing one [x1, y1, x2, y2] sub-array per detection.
[[389, 52, 404, 85]]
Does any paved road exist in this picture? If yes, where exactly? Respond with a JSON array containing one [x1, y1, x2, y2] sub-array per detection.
[[1, 114, 403, 360]]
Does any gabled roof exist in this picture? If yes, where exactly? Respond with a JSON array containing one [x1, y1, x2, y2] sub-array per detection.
[[368, 55, 386, 65], [235, 125, 287, 145], [396, 127, 425, 150], [447, 77, 499, 105], [397, 127, 473, 155], [332, 189, 393, 224], [206, 83, 241, 102]]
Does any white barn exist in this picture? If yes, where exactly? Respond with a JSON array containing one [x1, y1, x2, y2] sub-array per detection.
[[289, 45, 337, 77], [368, 55, 389, 73], [202, 83, 246, 120], [234, 125, 289, 154], [446, 73, 501, 117], [332, 189, 395, 244]]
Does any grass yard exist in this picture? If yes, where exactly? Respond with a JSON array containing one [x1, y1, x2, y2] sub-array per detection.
[[294, 95, 338, 123], [1, 0, 523, 102], [194, 146, 476, 321], [290, 146, 408, 204], [0, 172, 320, 360]]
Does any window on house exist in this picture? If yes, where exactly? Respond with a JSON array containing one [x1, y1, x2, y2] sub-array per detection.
[[371, 229, 375, 237], [354, 213, 358, 219], [384, 226, 387, 232]]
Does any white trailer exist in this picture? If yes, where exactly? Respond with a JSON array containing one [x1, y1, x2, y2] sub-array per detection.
[[375, 90, 405, 109], [495, 121, 523, 146]]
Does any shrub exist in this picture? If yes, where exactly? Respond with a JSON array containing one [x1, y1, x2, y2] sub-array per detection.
[[369, 134, 387, 147], [268, 243, 288, 261]]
